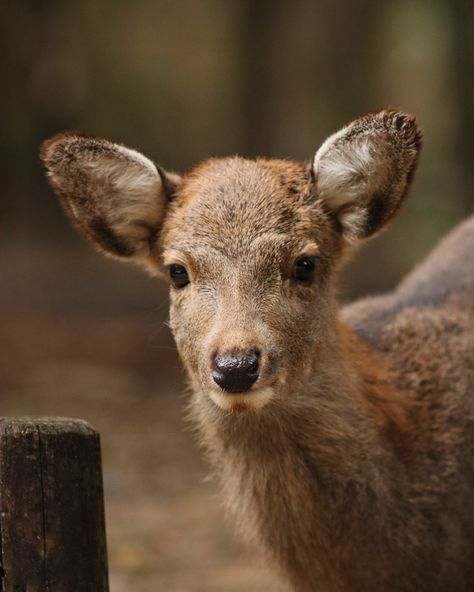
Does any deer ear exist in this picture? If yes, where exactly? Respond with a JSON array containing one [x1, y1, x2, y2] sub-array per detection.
[[40, 133, 181, 267], [312, 109, 422, 243]]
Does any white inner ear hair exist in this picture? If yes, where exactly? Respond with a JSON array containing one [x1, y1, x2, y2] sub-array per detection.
[[83, 144, 165, 254], [313, 127, 376, 209], [336, 208, 368, 243]]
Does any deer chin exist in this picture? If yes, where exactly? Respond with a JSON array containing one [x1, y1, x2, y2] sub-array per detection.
[[208, 386, 275, 412]]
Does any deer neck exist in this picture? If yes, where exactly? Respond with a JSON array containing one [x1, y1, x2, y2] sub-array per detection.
[[189, 320, 412, 589]]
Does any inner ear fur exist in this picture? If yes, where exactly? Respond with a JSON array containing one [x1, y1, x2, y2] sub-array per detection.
[[40, 133, 180, 266], [312, 109, 422, 243]]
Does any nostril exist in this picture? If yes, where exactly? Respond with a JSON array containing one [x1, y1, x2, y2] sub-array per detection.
[[211, 349, 260, 393], [246, 350, 260, 376]]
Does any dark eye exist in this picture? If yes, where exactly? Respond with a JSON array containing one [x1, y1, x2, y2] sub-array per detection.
[[292, 256, 317, 283], [169, 263, 189, 288]]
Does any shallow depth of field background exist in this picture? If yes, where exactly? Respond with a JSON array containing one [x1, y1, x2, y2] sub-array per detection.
[[1, 1, 473, 590]]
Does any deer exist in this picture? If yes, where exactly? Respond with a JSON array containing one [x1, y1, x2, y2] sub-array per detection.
[[40, 109, 474, 592]]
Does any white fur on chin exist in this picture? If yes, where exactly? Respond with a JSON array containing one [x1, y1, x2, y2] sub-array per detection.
[[209, 387, 274, 411]]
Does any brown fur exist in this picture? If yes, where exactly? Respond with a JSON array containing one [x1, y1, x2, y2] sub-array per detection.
[[41, 110, 474, 591]]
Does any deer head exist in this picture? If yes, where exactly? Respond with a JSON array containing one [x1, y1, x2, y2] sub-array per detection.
[[41, 109, 421, 412]]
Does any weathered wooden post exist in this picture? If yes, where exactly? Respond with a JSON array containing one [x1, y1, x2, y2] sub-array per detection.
[[0, 417, 109, 591]]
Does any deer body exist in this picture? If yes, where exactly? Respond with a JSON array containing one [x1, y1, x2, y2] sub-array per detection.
[[41, 110, 474, 591]]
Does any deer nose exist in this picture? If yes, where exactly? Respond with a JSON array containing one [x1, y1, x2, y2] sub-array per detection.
[[211, 350, 260, 393]]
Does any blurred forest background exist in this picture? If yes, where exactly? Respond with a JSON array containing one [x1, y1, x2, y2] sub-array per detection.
[[0, 1, 473, 591]]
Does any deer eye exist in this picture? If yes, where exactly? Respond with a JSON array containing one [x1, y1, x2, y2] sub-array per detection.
[[292, 256, 317, 283], [169, 263, 189, 288]]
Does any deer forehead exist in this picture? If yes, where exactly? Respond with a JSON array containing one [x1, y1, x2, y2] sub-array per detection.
[[161, 156, 322, 258]]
